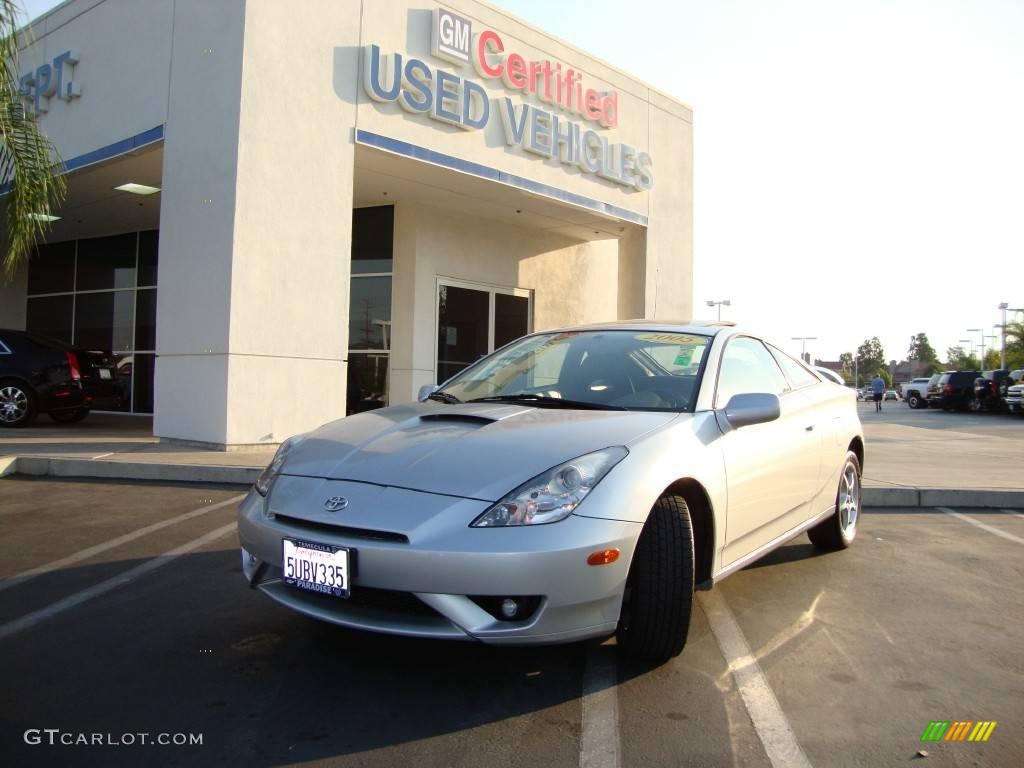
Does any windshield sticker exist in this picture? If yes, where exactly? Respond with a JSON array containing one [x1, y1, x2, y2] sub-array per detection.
[[674, 345, 696, 366], [634, 333, 706, 345]]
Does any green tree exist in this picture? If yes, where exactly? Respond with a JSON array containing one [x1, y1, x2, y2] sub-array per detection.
[[907, 333, 938, 364], [983, 349, 1000, 370], [1, 0, 66, 281], [856, 337, 886, 386], [946, 346, 979, 370], [1004, 320, 1024, 370]]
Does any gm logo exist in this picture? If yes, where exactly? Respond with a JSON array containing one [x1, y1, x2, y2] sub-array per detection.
[[432, 8, 471, 66]]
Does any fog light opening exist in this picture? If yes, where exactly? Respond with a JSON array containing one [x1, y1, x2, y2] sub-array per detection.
[[500, 598, 519, 619]]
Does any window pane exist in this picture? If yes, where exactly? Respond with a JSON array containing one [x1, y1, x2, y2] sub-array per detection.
[[348, 277, 392, 350], [131, 353, 155, 413], [138, 230, 159, 286], [26, 295, 73, 343], [768, 345, 820, 388], [28, 240, 75, 294], [347, 353, 389, 415], [437, 285, 489, 383], [716, 337, 788, 406], [134, 289, 156, 350], [74, 291, 135, 351], [351, 206, 393, 274], [76, 233, 137, 290], [494, 293, 530, 349]]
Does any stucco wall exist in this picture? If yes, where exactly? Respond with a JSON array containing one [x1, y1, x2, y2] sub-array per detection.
[[389, 200, 623, 404]]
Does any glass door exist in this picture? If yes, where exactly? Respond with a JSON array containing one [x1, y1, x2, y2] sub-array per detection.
[[436, 279, 532, 384]]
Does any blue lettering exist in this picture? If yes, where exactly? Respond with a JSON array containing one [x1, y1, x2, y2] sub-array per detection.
[[363, 44, 402, 102], [400, 58, 432, 113], [499, 98, 529, 146], [432, 70, 462, 125], [462, 80, 489, 130]]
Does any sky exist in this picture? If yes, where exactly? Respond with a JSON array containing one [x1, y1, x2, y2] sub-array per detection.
[[17, 0, 1024, 365]]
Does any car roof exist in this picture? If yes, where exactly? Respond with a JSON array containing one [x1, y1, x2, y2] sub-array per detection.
[[539, 319, 736, 337]]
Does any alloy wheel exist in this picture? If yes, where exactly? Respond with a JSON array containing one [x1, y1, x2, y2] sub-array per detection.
[[838, 460, 860, 536], [0, 386, 29, 424]]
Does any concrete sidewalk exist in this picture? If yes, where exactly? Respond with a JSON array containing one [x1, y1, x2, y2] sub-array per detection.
[[2, 408, 1022, 507]]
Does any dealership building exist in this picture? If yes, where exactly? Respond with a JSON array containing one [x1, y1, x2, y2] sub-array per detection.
[[0, 0, 693, 449]]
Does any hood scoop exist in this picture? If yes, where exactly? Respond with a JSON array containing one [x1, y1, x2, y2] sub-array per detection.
[[417, 413, 497, 426]]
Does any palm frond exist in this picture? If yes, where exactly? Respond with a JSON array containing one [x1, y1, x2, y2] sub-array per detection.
[[0, 0, 66, 282]]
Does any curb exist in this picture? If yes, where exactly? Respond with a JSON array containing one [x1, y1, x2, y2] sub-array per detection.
[[1, 456, 1022, 508], [6, 456, 257, 487]]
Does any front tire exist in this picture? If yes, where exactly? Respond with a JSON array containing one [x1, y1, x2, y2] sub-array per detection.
[[617, 494, 695, 661], [808, 452, 861, 551], [0, 382, 37, 428], [907, 394, 921, 409]]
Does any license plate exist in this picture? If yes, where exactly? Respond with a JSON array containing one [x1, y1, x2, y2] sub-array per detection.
[[98, 368, 112, 380], [282, 539, 350, 597]]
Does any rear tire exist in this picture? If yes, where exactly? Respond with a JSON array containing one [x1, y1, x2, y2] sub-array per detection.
[[0, 381, 37, 428], [50, 408, 90, 424], [808, 452, 861, 550], [617, 494, 695, 661]]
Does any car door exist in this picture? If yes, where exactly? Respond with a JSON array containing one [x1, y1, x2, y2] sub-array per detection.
[[715, 336, 821, 568]]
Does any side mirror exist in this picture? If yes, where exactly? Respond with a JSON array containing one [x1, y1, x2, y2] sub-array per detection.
[[719, 393, 780, 431], [418, 384, 439, 402]]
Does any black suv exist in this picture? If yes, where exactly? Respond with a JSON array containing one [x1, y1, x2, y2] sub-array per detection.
[[927, 370, 982, 411], [972, 370, 1012, 412], [0, 329, 118, 427]]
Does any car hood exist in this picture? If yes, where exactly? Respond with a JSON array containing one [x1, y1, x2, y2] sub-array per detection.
[[280, 402, 680, 501]]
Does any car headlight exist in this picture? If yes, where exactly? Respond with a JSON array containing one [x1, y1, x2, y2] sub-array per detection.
[[471, 446, 628, 527], [254, 435, 304, 497]]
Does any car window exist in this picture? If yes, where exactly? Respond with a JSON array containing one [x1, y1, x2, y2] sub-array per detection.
[[767, 344, 820, 389], [715, 336, 789, 407], [0, 338, 10, 355]]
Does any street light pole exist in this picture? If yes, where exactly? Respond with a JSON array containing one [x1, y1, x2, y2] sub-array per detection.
[[706, 299, 731, 321], [998, 302, 1009, 369], [967, 328, 984, 367], [791, 336, 817, 364]]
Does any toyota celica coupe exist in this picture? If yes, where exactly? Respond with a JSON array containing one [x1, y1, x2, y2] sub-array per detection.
[[238, 321, 863, 661]]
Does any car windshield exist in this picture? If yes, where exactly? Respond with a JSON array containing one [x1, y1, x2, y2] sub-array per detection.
[[436, 330, 712, 412]]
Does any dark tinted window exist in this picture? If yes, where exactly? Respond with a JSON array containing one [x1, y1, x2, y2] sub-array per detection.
[[134, 289, 156, 350], [27, 240, 75, 294], [76, 233, 137, 290], [138, 230, 159, 286], [347, 353, 389, 415], [132, 353, 155, 413], [494, 293, 530, 349], [26, 295, 73, 343], [351, 206, 393, 274], [348, 277, 391, 350], [74, 291, 135, 350]]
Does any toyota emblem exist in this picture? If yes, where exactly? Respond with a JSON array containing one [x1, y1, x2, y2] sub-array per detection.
[[323, 496, 349, 512]]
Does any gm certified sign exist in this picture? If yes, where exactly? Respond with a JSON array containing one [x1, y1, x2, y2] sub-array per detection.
[[432, 8, 471, 66]]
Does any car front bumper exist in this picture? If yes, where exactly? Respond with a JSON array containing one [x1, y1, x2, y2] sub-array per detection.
[[237, 481, 642, 645]]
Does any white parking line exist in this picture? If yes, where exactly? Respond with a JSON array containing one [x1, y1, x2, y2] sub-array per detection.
[[699, 590, 813, 768], [580, 641, 621, 768], [1001, 509, 1024, 520], [938, 507, 1024, 545], [0, 522, 237, 643], [91, 452, 115, 460], [0, 494, 244, 594]]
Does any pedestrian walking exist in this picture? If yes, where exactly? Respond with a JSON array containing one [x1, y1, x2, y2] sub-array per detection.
[[871, 372, 885, 412]]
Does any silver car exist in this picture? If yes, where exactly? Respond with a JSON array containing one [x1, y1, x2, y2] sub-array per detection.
[[238, 322, 864, 660]]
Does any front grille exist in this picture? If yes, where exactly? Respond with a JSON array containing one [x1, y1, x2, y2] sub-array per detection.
[[273, 513, 409, 543]]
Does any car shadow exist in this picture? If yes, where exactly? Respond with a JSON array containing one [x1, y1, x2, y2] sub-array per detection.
[[0, 546, 730, 767]]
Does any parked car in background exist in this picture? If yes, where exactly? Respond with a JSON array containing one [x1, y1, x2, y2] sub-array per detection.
[[901, 377, 934, 409], [972, 370, 1011, 413], [883, 390, 899, 401], [927, 370, 982, 411], [239, 322, 864, 662], [815, 367, 846, 386], [1005, 377, 1024, 415], [0, 329, 119, 427]]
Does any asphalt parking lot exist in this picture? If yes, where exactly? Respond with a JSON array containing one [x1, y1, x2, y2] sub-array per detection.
[[0, 477, 1021, 767]]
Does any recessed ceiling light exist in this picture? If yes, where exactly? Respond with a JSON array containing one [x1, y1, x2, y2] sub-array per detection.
[[114, 182, 161, 195], [28, 213, 60, 221]]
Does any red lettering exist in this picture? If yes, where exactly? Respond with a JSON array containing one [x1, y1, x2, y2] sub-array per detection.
[[476, 30, 504, 77], [504, 53, 528, 89], [585, 89, 602, 120]]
